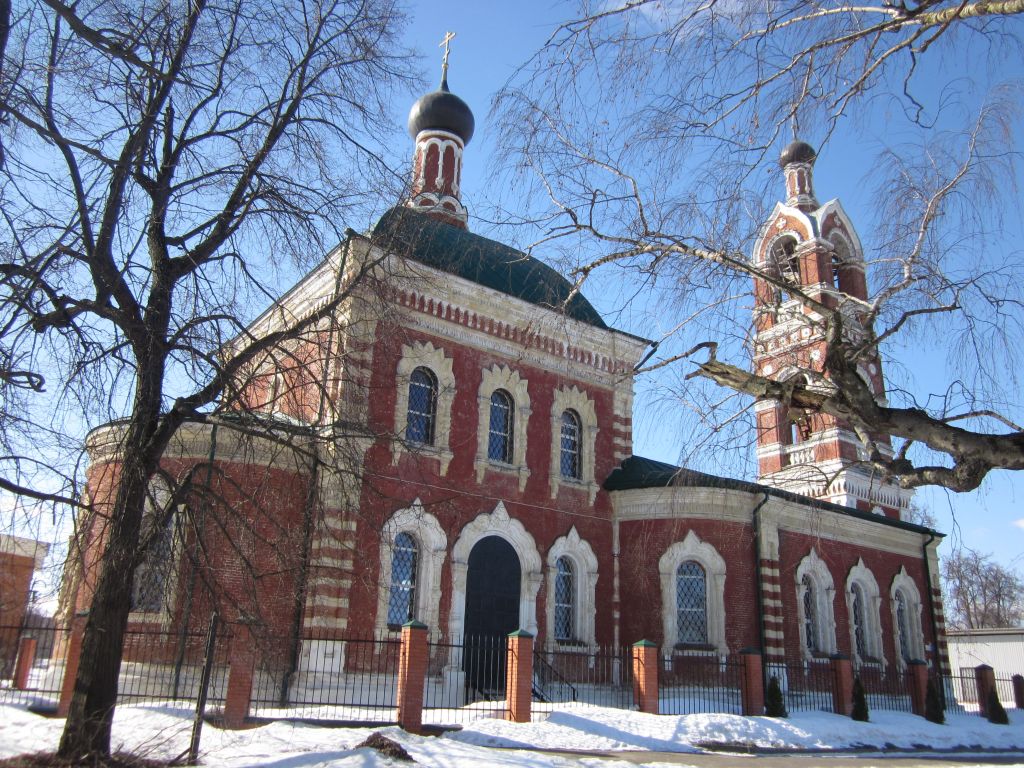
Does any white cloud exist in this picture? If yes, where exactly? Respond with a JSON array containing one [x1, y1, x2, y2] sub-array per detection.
[[1013, 518, 1024, 531]]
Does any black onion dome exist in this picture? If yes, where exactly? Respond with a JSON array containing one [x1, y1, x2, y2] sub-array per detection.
[[407, 79, 475, 144], [779, 140, 817, 167]]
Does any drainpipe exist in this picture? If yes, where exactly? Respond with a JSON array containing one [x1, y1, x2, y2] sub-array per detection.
[[751, 491, 771, 684], [922, 531, 942, 672]]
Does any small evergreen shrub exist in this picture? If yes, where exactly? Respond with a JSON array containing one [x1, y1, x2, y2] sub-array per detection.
[[986, 688, 1009, 725], [765, 675, 788, 717], [925, 677, 945, 724], [851, 677, 869, 722]]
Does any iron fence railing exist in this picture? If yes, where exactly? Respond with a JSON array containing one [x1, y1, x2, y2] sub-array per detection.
[[661, 651, 742, 715], [854, 665, 913, 714], [532, 644, 633, 712], [249, 631, 400, 723], [0, 623, 67, 710], [118, 626, 231, 705], [769, 660, 833, 713], [422, 636, 507, 725]]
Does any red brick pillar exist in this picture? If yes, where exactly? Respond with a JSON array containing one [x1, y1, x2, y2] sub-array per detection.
[[830, 655, 853, 716], [975, 664, 996, 717], [740, 649, 764, 716], [505, 630, 533, 723], [632, 640, 659, 715], [1012, 674, 1023, 710], [57, 614, 87, 717], [13, 637, 37, 690], [908, 659, 928, 717], [223, 625, 256, 729], [397, 620, 428, 732]]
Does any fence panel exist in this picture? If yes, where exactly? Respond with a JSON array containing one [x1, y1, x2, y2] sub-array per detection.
[[0, 623, 67, 710], [854, 665, 913, 713], [661, 652, 742, 715], [532, 644, 632, 713], [769, 661, 833, 713], [422, 636, 507, 726], [118, 626, 231, 705], [250, 631, 400, 723]]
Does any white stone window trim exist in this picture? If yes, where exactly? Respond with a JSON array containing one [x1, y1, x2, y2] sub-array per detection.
[[549, 386, 599, 503], [890, 566, 926, 670], [448, 501, 543, 640], [658, 530, 727, 658], [795, 548, 837, 662], [375, 499, 448, 635], [475, 364, 532, 491], [393, 341, 455, 474], [130, 475, 182, 626], [545, 527, 598, 650], [845, 558, 884, 668]]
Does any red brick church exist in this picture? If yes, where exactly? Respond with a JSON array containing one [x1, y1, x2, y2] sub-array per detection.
[[67, 69, 948, 687]]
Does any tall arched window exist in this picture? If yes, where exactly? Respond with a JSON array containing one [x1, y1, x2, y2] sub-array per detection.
[[895, 589, 912, 663], [771, 236, 800, 284], [802, 574, 819, 654], [488, 389, 514, 463], [406, 367, 437, 445], [560, 409, 582, 479], [387, 532, 418, 627], [850, 582, 868, 660], [554, 556, 575, 642], [676, 561, 708, 645], [131, 480, 176, 614]]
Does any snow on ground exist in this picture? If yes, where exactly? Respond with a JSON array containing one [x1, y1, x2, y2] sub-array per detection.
[[0, 702, 1021, 767]]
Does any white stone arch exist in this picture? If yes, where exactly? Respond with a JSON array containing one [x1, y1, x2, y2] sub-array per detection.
[[658, 530, 727, 657], [375, 499, 448, 634], [890, 566, 925, 669], [549, 386, 599, 502], [448, 501, 543, 640], [545, 526, 598, 648], [795, 548, 837, 661], [393, 341, 455, 473], [845, 558, 884, 666], [475, 364, 532, 490]]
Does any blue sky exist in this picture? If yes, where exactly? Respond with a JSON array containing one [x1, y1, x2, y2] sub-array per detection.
[[397, 0, 1024, 572]]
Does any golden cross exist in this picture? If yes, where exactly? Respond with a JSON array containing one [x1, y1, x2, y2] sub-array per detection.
[[439, 31, 456, 81]]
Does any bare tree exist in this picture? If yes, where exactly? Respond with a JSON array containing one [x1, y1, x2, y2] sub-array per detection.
[[943, 548, 1024, 628], [494, 1, 1024, 493], [0, 0, 416, 759]]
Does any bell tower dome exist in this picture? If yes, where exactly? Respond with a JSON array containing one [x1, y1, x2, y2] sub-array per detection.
[[749, 141, 914, 519]]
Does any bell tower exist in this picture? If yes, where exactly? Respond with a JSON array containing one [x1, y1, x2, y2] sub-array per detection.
[[750, 141, 913, 519]]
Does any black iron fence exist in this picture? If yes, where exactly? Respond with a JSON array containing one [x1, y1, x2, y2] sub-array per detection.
[[0, 623, 67, 710], [423, 636, 507, 725], [854, 665, 913, 714], [118, 626, 231, 705], [768, 660, 833, 713], [661, 651, 742, 715], [532, 644, 633, 711]]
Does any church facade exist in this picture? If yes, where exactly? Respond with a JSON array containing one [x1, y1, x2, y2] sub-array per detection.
[[68, 75, 949, 684]]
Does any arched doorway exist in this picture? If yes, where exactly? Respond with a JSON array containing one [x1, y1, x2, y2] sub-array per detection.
[[463, 535, 521, 697]]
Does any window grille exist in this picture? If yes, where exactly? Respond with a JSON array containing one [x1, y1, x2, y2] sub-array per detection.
[[554, 556, 575, 642], [387, 532, 418, 627], [675, 561, 707, 645], [406, 367, 437, 445], [487, 389, 514, 463], [851, 582, 867, 659], [131, 508, 175, 613], [802, 574, 819, 653], [560, 410, 581, 479], [896, 590, 911, 662]]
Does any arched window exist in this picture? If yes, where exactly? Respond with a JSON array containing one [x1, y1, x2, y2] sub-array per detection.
[[387, 532, 418, 627], [131, 479, 176, 614], [771, 236, 800, 284], [846, 560, 883, 666], [554, 556, 575, 642], [487, 389, 514, 463], [560, 409, 582, 479], [895, 589, 912, 663], [850, 582, 867, 659], [676, 561, 708, 645], [406, 367, 437, 445], [801, 574, 819, 654]]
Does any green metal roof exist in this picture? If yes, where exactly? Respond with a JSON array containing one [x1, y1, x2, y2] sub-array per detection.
[[604, 455, 941, 536], [371, 207, 608, 329]]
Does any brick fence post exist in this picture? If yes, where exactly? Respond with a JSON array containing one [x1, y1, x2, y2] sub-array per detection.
[[830, 655, 853, 716], [739, 648, 764, 716], [223, 625, 256, 729], [397, 620, 428, 732], [632, 640, 659, 715], [57, 613, 87, 717], [1012, 674, 1024, 710], [13, 637, 37, 690], [506, 630, 533, 723], [908, 659, 928, 717], [975, 664, 996, 717]]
